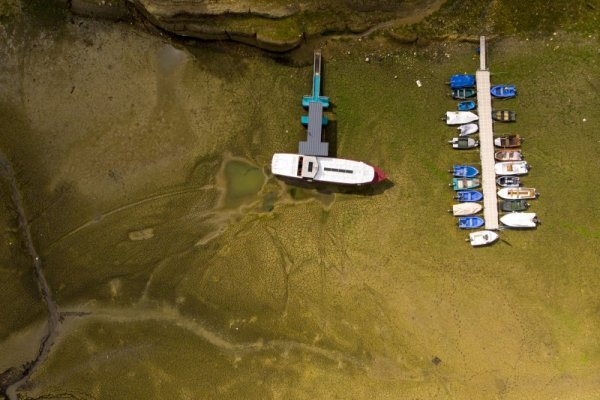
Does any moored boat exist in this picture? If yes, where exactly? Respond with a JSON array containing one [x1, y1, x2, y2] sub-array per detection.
[[449, 137, 479, 149], [451, 178, 480, 191], [495, 161, 529, 176], [452, 165, 479, 178], [494, 134, 522, 148], [500, 212, 538, 228], [271, 153, 386, 185], [495, 150, 523, 161], [499, 199, 529, 212], [496, 176, 521, 187], [457, 123, 479, 136], [457, 101, 476, 111], [458, 216, 485, 229], [491, 85, 517, 99], [455, 190, 483, 202], [452, 88, 477, 99], [445, 111, 479, 125], [451, 202, 482, 216], [449, 74, 475, 89], [497, 187, 538, 200], [492, 110, 516, 122], [468, 230, 499, 247]]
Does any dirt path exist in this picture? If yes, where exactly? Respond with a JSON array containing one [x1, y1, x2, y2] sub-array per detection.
[[0, 151, 60, 400]]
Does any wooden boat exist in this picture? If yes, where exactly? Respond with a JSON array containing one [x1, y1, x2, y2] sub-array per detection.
[[459, 216, 484, 229], [455, 190, 483, 202], [497, 187, 538, 200], [491, 85, 517, 99], [452, 165, 479, 178], [492, 110, 516, 122], [451, 202, 482, 216], [450, 74, 475, 89], [445, 111, 479, 125], [496, 176, 521, 187], [457, 123, 479, 136], [499, 199, 528, 212], [449, 137, 479, 149], [468, 230, 499, 247], [495, 161, 529, 176], [457, 101, 476, 111], [451, 178, 480, 191], [494, 135, 522, 148], [452, 88, 477, 99], [494, 150, 523, 162], [501, 212, 538, 228]]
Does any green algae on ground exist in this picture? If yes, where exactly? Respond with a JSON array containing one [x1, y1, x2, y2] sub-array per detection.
[[222, 159, 265, 209]]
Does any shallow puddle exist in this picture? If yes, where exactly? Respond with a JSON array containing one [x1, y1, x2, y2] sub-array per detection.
[[223, 159, 265, 209]]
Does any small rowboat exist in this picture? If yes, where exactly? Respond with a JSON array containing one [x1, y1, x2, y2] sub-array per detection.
[[457, 101, 476, 111], [491, 85, 517, 99], [496, 176, 521, 187], [451, 202, 482, 216], [457, 123, 479, 136], [451, 178, 480, 191], [500, 212, 538, 229], [445, 111, 479, 125], [468, 230, 499, 247], [500, 199, 528, 212], [492, 110, 516, 122], [455, 190, 483, 202], [495, 150, 523, 161], [449, 137, 479, 149], [452, 165, 479, 178], [495, 161, 529, 176], [458, 216, 485, 229], [452, 88, 477, 99], [494, 135, 522, 148], [449, 74, 475, 89], [497, 187, 538, 200]]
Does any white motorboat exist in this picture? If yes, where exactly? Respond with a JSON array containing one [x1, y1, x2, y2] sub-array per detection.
[[495, 161, 529, 176], [497, 187, 538, 200], [500, 212, 538, 228], [451, 202, 482, 216], [457, 123, 479, 136], [468, 230, 499, 247], [271, 153, 386, 185], [445, 111, 479, 125]]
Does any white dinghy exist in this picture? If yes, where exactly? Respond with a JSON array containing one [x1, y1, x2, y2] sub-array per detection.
[[457, 123, 479, 136], [495, 161, 529, 176], [445, 111, 479, 125], [500, 212, 539, 228], [451, 202, 483, 216], [468, 230, 499, 247]]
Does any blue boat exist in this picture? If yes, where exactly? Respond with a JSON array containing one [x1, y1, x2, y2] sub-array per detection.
[[455, 190, 483, 202], [458, 216, 485, 229], [450, 74, 475, 89], [457, 101, 476, 111], [452, 165, 479, 178], [491, 85, 516, 99]]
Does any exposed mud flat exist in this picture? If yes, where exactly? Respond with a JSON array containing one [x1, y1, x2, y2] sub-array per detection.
[[1, 3, 600, 400]]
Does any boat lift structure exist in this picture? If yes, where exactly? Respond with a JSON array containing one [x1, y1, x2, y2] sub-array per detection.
[[299, 50, 330, 157]]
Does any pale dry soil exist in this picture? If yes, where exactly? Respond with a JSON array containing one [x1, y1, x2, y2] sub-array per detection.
[[0, 15, 599, 400]]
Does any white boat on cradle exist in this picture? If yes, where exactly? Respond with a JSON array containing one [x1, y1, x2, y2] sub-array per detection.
[[500, 212, 538, 228], [457, 123, 479, 136], [468, 230, 499, 247], [495, 161, 529, 176], [451, 202, 482, 216], [271, 153, 386, 185], [445, 111, 479, 125]]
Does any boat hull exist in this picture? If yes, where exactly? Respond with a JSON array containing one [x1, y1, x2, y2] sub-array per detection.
[[500, 212, 538, 228], [495, 161, 529, 176], [458, 217, 485, 229], [497, 187, 537, 200], [469, 230, 499, 247], [456, 190, 483, 202], [452, 202, 482, 216]]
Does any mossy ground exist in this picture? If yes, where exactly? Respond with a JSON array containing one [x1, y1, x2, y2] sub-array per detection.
[[0, 2, 599, 399]]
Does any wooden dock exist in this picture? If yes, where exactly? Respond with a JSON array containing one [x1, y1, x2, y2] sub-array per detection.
[[476, 36, 499, 230]]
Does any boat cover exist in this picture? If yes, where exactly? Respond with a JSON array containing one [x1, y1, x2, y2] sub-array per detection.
[[446, 111, 479, 125], [457, 123, 479, 136], [453, 202, 482, 216], [500, 212, 537, 228]]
